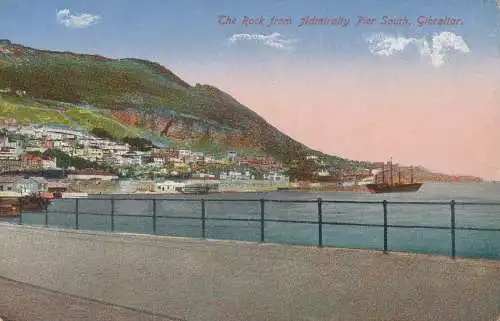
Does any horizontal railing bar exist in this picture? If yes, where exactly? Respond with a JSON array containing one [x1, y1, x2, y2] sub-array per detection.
[[63, 212, 106, 217], [67, 215, 500, 232], [81, 197, 202, 202], [264, 218, 317, 224], [321, 222, 451, 229], [21, 213, 500, 232], [201, 199, 268, 202], [454, 202, 500, 206], [388, 224, 450, 230], [382, 201, 451, 205], [155, 215, 202, 220], [46, 212, 109, 216], [322, 200, 383, 204], [264, 199, 319, 203], [112, 214, 154, 218], [58, 198, 500, 206], [455, 227, 500, 232], [322, 221, 383, 227], [203, 217, 261, 223]]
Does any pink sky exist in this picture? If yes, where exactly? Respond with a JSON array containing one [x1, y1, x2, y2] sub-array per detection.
[[174, 58, 500, 180]]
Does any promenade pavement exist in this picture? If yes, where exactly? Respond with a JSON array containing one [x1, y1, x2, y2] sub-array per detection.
[[0, 224, 498, 321], [0, 276, 176, 321]]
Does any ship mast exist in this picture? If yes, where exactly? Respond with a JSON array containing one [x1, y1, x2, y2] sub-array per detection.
[[390, 157, 394, 186]]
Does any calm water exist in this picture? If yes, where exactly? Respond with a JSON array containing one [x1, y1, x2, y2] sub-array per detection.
[[20, 182, 500, 260]]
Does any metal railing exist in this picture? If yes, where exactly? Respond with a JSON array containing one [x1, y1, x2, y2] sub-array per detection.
[[20, 198, 500, 260]]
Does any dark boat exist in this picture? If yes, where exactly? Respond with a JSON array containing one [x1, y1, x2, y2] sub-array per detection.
[[0, 192, 51, 216], [0, 192, 21, 217], [20, 193, 52, 212], [366, 159, 423, 194]]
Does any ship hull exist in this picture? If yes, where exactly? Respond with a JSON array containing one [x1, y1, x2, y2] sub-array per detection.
[[366, 183, 423, 194], [180, 182, 219, 194], [0, 197, 21, 217]]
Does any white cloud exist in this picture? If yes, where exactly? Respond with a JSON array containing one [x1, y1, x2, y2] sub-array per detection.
[[56, 9, 101, 29], [227, 32, 298, 50], [366, 31, 470, 67]]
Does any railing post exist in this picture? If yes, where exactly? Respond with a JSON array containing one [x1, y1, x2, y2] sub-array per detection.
[[383, 200, 388, 253], [451, 200, 456, 259], [75, 198, 79, 230], [152, 199, 157, 235], [260, 199, 265, 243], [45, 208, 48, 227], [318, 198, 323, 248], [201, 199, 206, 239], [110, 198, 115, 232]]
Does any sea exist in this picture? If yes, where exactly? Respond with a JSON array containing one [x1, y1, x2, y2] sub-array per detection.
[[17, 182, 500, 260]]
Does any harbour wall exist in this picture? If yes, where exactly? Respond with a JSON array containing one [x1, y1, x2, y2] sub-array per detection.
[[114, 179, 292, 193], [0, 224, 499, 321]]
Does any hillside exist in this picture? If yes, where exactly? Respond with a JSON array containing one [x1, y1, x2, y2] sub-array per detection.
[[0, 39, 484, 181], [0, 39, 358, 167], [397, 167, 483, 183]]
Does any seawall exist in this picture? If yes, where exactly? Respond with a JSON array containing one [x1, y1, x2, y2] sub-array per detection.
[[0, 224, 499, 321]]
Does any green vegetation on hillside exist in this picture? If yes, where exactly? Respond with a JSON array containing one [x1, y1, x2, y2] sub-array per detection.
[[122, 137, 155, 151], [0, 94, 140, 139], [168, 139, 268, 158], [66, 108, 138, 138], [0, 98, 72, 126], [0, 41, 360, 167]]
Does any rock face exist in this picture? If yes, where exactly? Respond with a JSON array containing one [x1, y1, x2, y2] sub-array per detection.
[[0, 39, 334, 163], [111, 108, 262, 148]]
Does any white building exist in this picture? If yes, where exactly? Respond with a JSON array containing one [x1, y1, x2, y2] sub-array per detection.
[[177, 149, 191, 157], [72, 147, 104, 162], [152, 157, 165, 166], [203, 155, 215, 163], [67, 170, 118, 181], [316, 169, 330, 177], [219, 170, 252, 181], [41, 158, 58, 169], [264, 172, 289, 182], [358, 176, 376, 185], [0, 176, 48, 195], [0, 146, 19, 160], [100, 142, 129, 156], [227, 151, 237, 161], [115, 155, 142, 166], [37, 126, 90, 140], [155, 180, 184, 193]]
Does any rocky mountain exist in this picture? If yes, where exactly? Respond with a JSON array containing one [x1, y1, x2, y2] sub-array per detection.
[[0, 39, 357, 167]]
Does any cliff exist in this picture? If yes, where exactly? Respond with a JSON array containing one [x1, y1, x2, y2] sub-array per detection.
[[0, 40, 352, 166]]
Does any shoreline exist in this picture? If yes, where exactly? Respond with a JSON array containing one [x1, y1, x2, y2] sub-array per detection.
[[69, 180, 490, 195]]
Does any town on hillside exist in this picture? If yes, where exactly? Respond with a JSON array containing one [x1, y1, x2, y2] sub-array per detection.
[[0, 120, 481, 196], [0, 119, 390, 195]]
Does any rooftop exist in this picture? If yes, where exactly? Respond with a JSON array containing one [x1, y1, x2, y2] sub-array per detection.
[[71, 169, 117, 176]]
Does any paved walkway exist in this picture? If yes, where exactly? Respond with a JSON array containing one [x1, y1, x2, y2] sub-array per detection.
[[0, 277, 177, 321], [0, 224, 499, 321]]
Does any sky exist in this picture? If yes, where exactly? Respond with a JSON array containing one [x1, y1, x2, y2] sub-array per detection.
[[0, 0, 500, 179]]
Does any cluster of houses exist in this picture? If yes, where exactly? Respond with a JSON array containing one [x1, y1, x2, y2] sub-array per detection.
[[0, 123, 291, 186], [0, 121, 396, 196], [0, 175, 57, 195], [0, 121, 385, 190]]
